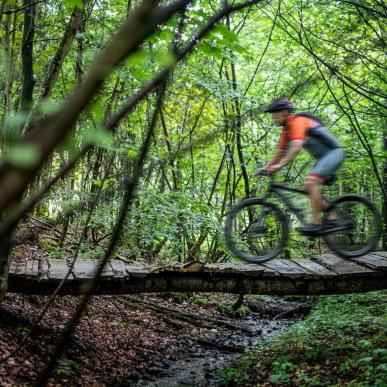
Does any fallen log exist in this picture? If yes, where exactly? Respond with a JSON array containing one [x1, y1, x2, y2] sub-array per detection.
[[124, 299, 254, 334]]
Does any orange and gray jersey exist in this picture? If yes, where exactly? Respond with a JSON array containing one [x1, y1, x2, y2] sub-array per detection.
[[279, 113, 342, 160]]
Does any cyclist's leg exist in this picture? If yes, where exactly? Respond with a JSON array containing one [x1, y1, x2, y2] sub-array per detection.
[[306, 148, 345, 224], [296, 174, 323, 233], [304, 175, 324, 225]]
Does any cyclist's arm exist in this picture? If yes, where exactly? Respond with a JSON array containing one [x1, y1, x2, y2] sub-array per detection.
[[278, 140, 303, 167], [263, 148, 286, 170]]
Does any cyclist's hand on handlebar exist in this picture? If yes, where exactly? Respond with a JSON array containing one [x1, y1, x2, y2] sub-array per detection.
[[267, 164, 282, 174], [255, 169, 269, 177]]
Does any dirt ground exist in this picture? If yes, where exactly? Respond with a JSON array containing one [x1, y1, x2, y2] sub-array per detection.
[[0, 245, 305, 386]]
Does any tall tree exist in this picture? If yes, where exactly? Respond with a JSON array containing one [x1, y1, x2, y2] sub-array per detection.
[[20, 0, 36, 112]]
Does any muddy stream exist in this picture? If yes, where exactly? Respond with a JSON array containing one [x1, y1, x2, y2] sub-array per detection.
[[131, 297, 310, 387]]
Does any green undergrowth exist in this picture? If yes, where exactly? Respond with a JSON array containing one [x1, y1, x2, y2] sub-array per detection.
[[217, 303, 250, 318], [220, 291, 387, 386]]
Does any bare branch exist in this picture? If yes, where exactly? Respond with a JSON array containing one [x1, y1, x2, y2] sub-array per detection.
[[0, 0, 266, 239], [0, 0, 191, 216], [3, 0, 45, 15], [32, 74, 169, 387]]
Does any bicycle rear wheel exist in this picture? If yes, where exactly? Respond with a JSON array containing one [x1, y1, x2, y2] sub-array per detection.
[[224, 198, 288, 263], [322, 195, 381, 258]]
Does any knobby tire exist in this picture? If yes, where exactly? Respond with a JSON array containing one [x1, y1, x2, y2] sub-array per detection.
[[224, 198, 289, 263]]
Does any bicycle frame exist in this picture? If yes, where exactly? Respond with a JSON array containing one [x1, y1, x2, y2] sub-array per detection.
[[256, 176, 357, 231], [225, 174, 381, 261], [269, 183, 308, 224], [258, 176, 330, 226]]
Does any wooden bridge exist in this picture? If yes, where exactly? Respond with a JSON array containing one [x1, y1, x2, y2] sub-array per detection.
[[7, 252, 387, 296]]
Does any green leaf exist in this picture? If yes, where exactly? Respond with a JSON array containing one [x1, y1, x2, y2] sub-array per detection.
[[231, 43, 249, 55], [127, 147, 139, 159], [213, 24, 239, 43], [127, 50, 148, 67], [82, 127, 114, 148], [358, 356, 373, 364], [59, 134, 78, 159], [90, 101, 104, 122], [4, 112, 30, 131], [64, 0, 84, 9], [39, 99, 62, 115], [373, 348, 387, 359], [359, 340, 372, 349], [132, 67, 149, 81], [5, 144, 40, 168], [158, 28, 172, 42], [199, 42, 223, 59], [157, 50, 176, 67], [93, 177, 115, 189]]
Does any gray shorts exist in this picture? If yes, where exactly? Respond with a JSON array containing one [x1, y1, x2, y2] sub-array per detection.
[[308, 148, 345, 181]]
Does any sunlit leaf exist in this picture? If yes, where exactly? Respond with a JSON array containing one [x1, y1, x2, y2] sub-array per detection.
[[5, 144, 40, 168], [39, 99, 62, 115], [64, 0, 84, 9], [81, 127, 114, 148]]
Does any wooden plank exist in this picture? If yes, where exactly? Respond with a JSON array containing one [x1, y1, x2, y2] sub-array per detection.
[[311, 254, 378, 277], [175, 261, 204, 272], [125, 265, 154, 278], [293, 259, 337, 277], [262, 259, 313, 279], [9, 260, 25, 276], [158, 261, 204, 273], [48, 260, 75, 280], [204, 263, 266, 276], [372, 251, 387, 259], [352, 254, 387, 272], [101, 260, 126, 279], [229, 264, 266, 276], [38, 259, 50, 281], [72, 259, 97, 279], [102, 260, 127, 279], [25, 259, 39, 279], [100, 261, 115, 279], [9, 260, 18, 274], [6, 254, 387, 296], [203, 263, 236, 272]]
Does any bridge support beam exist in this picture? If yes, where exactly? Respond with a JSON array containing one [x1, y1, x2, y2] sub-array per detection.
[[7, 275, 387, 296], [7, 254, 387, 296], [0, 233, 11, 299]]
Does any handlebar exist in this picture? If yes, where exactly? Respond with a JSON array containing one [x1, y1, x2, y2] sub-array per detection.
[[256, 170, 270, 177], [253, 170, 276, 185]]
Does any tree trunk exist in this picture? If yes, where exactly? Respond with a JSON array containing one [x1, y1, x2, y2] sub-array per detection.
[[21, 0, 36, 112], [227, 16, 249, 198], [41, 0, 88, 99], [382, 124, 387, 250], [0, 0, 191, 300], [0, 0, 6, 22], [0, 232, 11, 298], [1, 6, 15, 148]]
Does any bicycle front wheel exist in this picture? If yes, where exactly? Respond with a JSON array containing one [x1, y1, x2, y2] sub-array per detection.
[[322, 195, 382, 258], [224, 198, 289, 263]]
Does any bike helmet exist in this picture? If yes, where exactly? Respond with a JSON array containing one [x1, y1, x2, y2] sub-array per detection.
[[264, 98, 295, 112]]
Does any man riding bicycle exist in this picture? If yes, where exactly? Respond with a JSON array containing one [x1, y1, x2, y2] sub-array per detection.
[[260, 98, 345, 234]]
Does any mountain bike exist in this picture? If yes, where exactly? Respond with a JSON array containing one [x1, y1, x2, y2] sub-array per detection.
[[224, 172, 382, 263]]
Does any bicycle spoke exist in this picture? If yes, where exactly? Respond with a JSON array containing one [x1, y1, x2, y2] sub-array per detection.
[[225, 199, 288, 262], [323, 196, 381, 258]]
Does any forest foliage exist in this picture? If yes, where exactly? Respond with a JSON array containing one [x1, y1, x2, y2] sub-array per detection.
[[0, 0, 386, 264], [0, 1, 386, 384]]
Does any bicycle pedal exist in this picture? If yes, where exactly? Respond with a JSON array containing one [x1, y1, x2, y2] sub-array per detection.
[[296, 225, 322, 236], [298, 230, 321, 237]]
